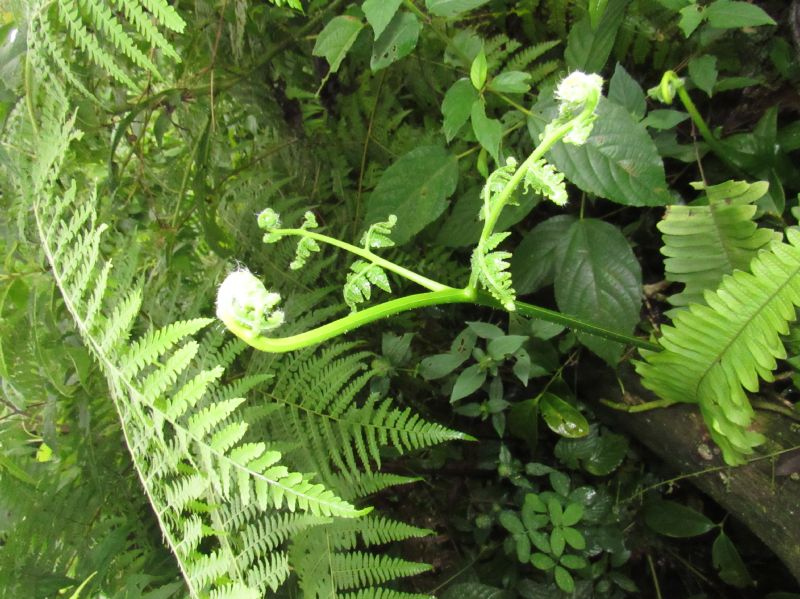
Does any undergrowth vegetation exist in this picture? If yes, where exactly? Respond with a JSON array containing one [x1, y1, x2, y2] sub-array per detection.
[[1, 0, 800, 597]]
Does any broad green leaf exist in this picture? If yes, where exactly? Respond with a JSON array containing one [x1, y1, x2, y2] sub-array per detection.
[[589, 0, 610, 29], [531, 553, 556, 570], [362, 0, 403, 38], [419, 352, 465, 380], [436, 185, 539, 247], [539, 393, 589, 438], [679, 4, 705, 37], [554, 219, 642, 364], [713, 532, 753, 588], [467, 321, 505, 339], [442, 78, 479, 142], [487, 335, 527, 360], [641, 109, 689, 130], [370, 11, 421, 71], [511, 215, 575, 295], [470, 47, 487, 90], [489, 71, 531, 94], [425, 0, 491, 17], [365, 145, 458, 244], [509, 399, 539, 448], [562, 503, 584, 527], [560, 554, 589, 570], [705, 0, 776, 29], [470, 101, 502, 163], [608, 63, 646, 119], [499, 511, 525, 534], [550, 527, 565, 557], [554, 566, 575, 593], [565, 0, 630, 72], [451, 364, 486, 402], [643, 500, 716, 538], [688, 55, 718, 96], [562, 526, 586, 549], [533, 96, 672, 205], [312, 16, 364, 73]]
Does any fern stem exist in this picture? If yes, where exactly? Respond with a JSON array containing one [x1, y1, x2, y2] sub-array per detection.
[[270, 228, 450, 292], [477, 292, 661, 351], [238, 288, 476, 353]]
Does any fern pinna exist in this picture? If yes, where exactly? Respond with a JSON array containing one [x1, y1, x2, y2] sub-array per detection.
[[636, 229, 800, 465], [17, 79, 466, 595]]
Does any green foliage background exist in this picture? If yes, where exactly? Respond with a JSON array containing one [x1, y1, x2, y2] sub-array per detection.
[[1, 0, 799, 597]]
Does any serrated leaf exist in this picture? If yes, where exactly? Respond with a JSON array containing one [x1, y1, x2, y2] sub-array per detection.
[[565, 0, 629, 72], [608, 63, 646, 119], [554, 219, 642, 364], [470, 47, 487, 90], [705, 0, 776, 29], [419, 352, 466, 380], [511, 215, 575, 295], [489, 71, 531, 94], [442, 79, 479, 142], [451, 364, 486, 402], [679, 4, 705, 37], [362, 0, 403, 38], [688, 55, 718, 97], [370, 11, 420, 71], [365, 145, 458, 244], [312, 16, 364, 73], [425, 0, 491, 17], [539, 393, 589, 438], [471, 101, 502, 163], [529, 97, 672, 206]]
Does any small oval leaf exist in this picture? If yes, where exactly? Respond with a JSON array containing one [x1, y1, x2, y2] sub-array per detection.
[[644, 500, 716, 538], [539, 393, 589, 438]]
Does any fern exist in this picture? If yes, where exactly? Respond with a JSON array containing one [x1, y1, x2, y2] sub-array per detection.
[[22, 94, 366, 596], [658, 180, 779, 311], [31, 0, 185, 93], [636, 229, 800, 464]]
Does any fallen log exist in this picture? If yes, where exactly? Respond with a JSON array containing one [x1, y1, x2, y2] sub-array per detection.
[[584, 365, 800, 583]]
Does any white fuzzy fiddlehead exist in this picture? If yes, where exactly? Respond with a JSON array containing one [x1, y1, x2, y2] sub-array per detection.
[[216, 269, 284, 342]]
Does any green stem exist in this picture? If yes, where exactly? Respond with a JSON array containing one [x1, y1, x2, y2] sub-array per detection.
[[675, 84, 745, 177], [477, 292, 660, 351], [271, 228, 451, 292], [234, 288, 476, 352]]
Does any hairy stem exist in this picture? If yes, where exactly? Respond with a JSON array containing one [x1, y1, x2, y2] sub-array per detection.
[[271, 227, 451, 292]]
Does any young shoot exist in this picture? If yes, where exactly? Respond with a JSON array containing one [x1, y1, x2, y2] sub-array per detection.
[[216, 71, 659, 355]]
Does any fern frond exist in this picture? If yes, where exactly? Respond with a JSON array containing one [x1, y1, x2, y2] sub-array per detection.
[[332, 514, 433, 549], [344, 260, 392, 311], [292, 526, 432, 596], [505, 40, 560, 71], [340, 589, 431, 599], [658, 180, 778, 310], [472, 231, 515, 310], [25, 101, 366, 597], [635, 229, 800, 464]]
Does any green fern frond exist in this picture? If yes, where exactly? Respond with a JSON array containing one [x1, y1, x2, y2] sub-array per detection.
[[505, 40, 560, 71], [344, 260, 392, 311], [658, 180, 778, 311], [635, 229, 800, 464], [32, 0, 185, 94], [332, 514, 433, 549], [292, 526, 432, 596], [290, 211, 321, 270], [473, 231, 515, 310], [25, 99, 366, 597]]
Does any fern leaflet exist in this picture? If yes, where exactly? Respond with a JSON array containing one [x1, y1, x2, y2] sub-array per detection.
[[636, 229, 800, 464]]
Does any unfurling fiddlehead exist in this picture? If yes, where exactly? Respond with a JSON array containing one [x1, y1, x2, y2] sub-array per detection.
[[215, 72, 655, 355]]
